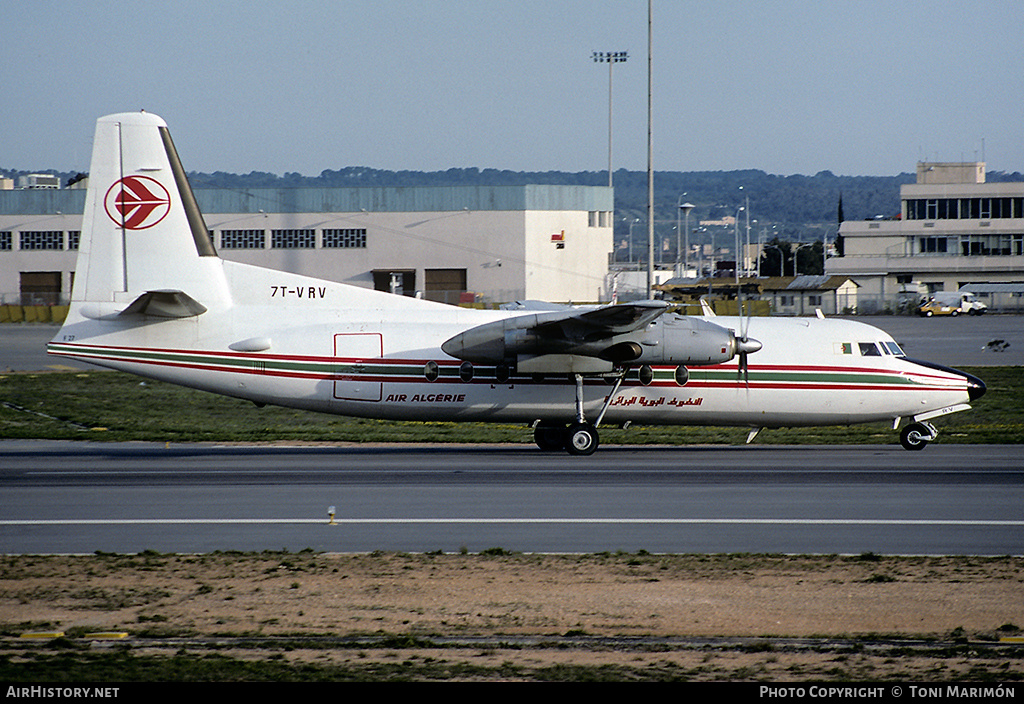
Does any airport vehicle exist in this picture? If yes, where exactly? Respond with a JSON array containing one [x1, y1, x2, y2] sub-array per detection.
[[48, 112, 985, 453], [918, 291, 988, 317]]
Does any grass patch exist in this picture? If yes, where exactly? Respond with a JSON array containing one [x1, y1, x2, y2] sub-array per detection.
[[0, 366, 1021, 445]]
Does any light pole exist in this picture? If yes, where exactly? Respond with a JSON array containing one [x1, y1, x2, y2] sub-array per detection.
[[628, 217, 640, 265], [592, 51, 628, 189], [744, 193, 751, 276], [733, 206, 745, 287], [677, 197, 694, 279], [750, 219, 757, 276], [793, 242, 812, 277]]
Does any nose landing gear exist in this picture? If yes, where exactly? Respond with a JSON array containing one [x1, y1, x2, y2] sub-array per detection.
[[899, 421, 937, 451]]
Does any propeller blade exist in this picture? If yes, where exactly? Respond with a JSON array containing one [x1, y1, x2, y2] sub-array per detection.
[[735, 336, 761, 385]]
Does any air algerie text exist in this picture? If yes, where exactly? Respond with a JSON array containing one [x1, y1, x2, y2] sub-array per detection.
[[386, 393, 466, 403]]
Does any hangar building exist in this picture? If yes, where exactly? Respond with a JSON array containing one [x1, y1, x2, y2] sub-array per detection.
[[0, 183, 614, 314]]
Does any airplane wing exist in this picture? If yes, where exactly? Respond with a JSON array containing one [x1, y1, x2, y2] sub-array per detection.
[[532, 300, 669, 339], [441, 301, 671, 365]]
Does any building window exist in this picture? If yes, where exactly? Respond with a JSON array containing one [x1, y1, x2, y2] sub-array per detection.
[[960, 234, 1015, 257], [919, 236, 949, 254], [906, 197, 1024, 221], [0, 232, 11, 251], [220, 229, 265, 249], [808, 294, 822, 306], [271, 229, 315, 248], [68, 231, 80, 250], [322, 228, 367, 248], [20, 231, 63, 250]]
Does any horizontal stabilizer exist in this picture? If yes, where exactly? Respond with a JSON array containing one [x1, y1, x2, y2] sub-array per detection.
[[119, 290, 208, 318]]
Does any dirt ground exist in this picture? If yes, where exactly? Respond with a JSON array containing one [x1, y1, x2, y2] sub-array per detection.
[[3, 552, 1022, 680]]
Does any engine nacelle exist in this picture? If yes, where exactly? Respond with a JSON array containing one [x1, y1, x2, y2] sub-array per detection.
[[583, 314, 750, 366], [441, 311, 758, 368]]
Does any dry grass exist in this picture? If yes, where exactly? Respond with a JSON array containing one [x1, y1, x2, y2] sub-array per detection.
[[2, 552, 1022, 681]]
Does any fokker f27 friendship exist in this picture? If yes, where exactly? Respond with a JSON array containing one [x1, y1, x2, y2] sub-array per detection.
[[49, 112, 985, 454]]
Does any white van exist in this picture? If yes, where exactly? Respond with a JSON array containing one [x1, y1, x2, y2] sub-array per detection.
[[918, 291, 988, 316]]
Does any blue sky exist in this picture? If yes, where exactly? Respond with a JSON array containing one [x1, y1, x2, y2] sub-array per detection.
[[4, 0, 1023, 177]]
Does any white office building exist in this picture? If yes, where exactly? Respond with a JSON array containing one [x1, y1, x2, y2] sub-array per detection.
[[826, 162, 1024, 312]]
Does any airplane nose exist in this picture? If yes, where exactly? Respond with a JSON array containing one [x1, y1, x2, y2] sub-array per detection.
[[964, 372, 986, 401], [904, 358, 985, 402]]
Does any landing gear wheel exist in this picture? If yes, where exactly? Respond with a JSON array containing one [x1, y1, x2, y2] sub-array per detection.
[[534, 423, 567, 451], [900, 422, 930, 451], [565, 423, 599, 456]]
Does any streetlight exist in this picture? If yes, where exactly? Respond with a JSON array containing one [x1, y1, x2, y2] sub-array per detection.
[[793, 242, 813, 277], [733, 205, 745, 286], [677, 197, 695, 279], [592, 51, 628, 189], [627, 217, 640, 265]]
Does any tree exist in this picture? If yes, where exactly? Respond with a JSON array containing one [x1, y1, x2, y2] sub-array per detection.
[[759, 238, 824, 276]]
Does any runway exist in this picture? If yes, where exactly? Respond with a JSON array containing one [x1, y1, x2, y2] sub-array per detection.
[[2, 441, 1021, 555]]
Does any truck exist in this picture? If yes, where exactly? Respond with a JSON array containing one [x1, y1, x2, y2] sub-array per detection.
[[918, 291, 988, 317]]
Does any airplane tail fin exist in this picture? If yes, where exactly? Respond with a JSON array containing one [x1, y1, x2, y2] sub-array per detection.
[[69, 111, 229, 318]]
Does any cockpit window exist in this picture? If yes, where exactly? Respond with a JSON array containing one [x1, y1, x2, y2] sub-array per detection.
[[858, 342, 881, 356], [884, 341, 905, 356]]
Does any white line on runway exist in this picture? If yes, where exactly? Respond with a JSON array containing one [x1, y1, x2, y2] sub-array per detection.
[[2, 519, 1022, 526]]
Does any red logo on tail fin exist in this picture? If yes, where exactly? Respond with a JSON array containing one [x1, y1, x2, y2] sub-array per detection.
[[104, 176, 171, 230]]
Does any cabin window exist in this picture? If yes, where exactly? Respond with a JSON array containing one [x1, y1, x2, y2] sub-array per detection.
[[858, 342, 881, 356], [495, 364, 510, 383], [638, 365, 654, 386], [674, 366, 689, 386], [424, 361, 439, 382], [459, 361, 474, 382]]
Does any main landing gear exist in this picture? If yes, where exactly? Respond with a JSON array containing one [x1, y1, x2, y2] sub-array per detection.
[[533, 371, 627, 456]]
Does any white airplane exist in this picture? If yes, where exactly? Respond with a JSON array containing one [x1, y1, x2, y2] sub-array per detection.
[[48, 112, 985, 455]]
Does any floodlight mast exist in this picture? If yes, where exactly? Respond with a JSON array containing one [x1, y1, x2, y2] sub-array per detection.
[[591, 51, 628, 189], [678, 198, 695, 278]]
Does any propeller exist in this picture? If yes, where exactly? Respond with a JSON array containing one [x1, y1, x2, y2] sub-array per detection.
[[735, 329, 762, 383], [735, 283, 762, 385]]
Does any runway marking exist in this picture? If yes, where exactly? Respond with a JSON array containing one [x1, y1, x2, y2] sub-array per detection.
[[2, 518, 1022, 526]]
